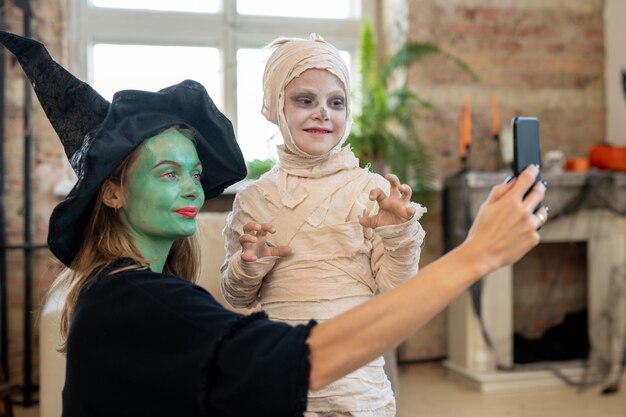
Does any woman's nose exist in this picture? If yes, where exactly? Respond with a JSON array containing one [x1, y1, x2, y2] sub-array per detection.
[[180, 175, 200, 199]]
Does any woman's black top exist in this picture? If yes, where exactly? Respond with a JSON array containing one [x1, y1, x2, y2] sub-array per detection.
[[62, 260, 315, 417]]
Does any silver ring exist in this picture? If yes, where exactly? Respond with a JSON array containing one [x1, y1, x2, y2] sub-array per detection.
[[536, 212, 546, 223]]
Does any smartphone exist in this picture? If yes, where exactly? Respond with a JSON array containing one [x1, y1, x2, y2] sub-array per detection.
[[512, 117, 542, 207]]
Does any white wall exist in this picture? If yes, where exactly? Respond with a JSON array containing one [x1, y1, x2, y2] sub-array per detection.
[[605, 0, 626, 145]]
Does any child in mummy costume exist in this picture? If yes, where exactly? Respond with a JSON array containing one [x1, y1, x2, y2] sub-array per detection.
[[221, 34, 426, 416]]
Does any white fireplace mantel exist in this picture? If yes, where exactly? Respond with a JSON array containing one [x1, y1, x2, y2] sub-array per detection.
[[443, 171, 626, 392]]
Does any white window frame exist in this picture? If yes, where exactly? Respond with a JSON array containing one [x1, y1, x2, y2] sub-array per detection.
[[68, 0, 373, 148]]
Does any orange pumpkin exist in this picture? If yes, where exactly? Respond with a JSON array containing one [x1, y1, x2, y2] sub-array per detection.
[[588, 144, 626, 171], [565, 158, 589, 172]]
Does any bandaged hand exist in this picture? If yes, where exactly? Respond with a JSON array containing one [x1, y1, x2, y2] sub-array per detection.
[[239, 222, 292, 262], [359, 173, 416, 229]]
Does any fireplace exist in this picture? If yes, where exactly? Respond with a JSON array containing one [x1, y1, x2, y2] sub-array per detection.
[[442, 171, 626, 392], [512, 242, 589, 365]]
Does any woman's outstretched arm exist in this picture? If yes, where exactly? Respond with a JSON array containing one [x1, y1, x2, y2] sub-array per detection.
[[307, 164, 547, 390]]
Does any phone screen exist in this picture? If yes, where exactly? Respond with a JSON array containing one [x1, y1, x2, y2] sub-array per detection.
[[512, 117, 542, 210], [512, 117, 541, 177]]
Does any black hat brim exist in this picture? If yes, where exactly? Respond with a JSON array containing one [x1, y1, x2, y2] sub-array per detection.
[[48, 80, 247, 266]]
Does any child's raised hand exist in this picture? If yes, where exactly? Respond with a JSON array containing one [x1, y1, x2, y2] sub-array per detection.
[[239, 222, 292, 262], [359, 174, 416, 229]]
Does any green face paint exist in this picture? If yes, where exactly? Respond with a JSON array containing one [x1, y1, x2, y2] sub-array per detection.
[[121, 130, 204, 268]]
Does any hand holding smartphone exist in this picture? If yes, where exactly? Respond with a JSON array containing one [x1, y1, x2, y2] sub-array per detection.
[[512, 116, 542, 210]]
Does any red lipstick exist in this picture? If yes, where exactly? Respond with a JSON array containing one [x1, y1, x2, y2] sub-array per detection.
[[175, 207, 198, 219]]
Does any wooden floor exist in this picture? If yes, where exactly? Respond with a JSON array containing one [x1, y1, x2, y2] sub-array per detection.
[[396, 362, 626, 417], [12, 361, 626, 417]]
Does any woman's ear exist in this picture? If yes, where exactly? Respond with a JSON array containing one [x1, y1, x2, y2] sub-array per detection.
[[101, 180, 124, 210]]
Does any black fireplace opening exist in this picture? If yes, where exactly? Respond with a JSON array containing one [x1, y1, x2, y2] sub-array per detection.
[[512, 242, 590, 364]]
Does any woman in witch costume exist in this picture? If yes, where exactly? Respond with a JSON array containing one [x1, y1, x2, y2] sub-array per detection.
[[0, 31, 548, 417]]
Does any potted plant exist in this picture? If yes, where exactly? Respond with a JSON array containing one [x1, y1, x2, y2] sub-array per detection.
[[346, 20, 476, 204], [245, 158, 276, 180]]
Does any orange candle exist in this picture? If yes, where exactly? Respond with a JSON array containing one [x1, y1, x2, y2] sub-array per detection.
[[491, 92, 500, 136]]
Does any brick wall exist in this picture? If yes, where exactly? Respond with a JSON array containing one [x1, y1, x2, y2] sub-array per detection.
[[387, 0, 604, 360], [406, 0, 604, 178], [3, 0, 67, 387]]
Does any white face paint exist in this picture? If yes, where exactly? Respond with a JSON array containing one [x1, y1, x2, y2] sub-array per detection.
[[283, 69, 347, 156]]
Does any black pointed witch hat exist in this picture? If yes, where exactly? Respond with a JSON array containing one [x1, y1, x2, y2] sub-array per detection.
[[0, 31, 247, 266], [0, 31, 110, 165]]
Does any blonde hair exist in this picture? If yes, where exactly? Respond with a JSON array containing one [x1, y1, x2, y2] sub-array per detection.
[[47, 127, 201, 351]]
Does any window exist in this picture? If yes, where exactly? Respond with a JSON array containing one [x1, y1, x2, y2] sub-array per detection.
[[93, 44, 221, 105], [92, 0, 220, 13], [70, 0, 368, 162]]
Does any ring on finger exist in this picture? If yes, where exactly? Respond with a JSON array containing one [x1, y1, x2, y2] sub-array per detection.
[[536, 212, 546, 223]]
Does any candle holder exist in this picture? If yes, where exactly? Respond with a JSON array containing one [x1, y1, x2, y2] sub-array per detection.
[[492, 132, 506, 171], [459, 144, 471, 174]]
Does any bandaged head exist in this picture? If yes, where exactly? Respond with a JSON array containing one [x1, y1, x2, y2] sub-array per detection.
[[262, 34, 352, 159]]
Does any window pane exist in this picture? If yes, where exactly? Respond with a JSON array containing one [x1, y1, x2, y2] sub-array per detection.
[[237, 0, 359, 19], [93, 44, 222, 110], [236, 48, 352, 162], [237, 48, 280, 162], [91, 0, 219, 13]]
